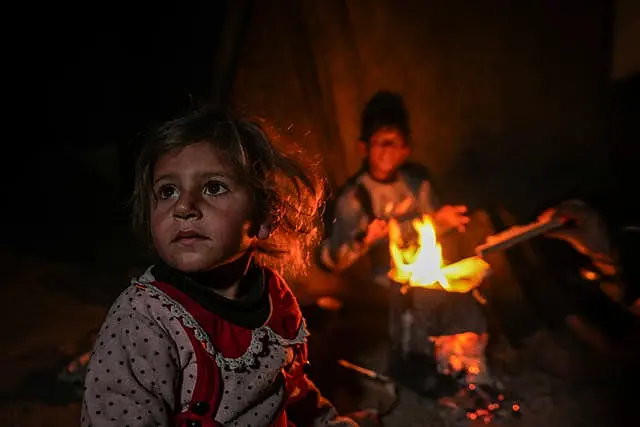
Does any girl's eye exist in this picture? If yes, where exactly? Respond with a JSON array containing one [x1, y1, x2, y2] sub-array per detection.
[[157, 184, 178, 200], [203, 181, 229, 197]]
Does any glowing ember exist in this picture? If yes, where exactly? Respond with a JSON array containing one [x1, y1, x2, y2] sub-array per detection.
[[431, 332, 490, 383], [388, 214, 493, 385], [388, 215, 489, 292]]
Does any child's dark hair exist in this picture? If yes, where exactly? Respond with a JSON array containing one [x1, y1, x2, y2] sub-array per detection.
[[359, 90, 411, 144], [131, 106, 326, 277]]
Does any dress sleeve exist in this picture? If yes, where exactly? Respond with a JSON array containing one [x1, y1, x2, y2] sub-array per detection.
[[417, 180, 439, 214], [81, 295, 181, 427], [319, 192, 372, 272]]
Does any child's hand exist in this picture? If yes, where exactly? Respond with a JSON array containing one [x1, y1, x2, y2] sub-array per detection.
[[364, 219, 389, 246], [434, 205, 470, 232]]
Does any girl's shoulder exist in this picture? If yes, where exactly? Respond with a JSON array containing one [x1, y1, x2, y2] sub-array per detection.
[[265, 268, 297, 305], [263, 268, 308, 341], [103, 267, 186, 337]]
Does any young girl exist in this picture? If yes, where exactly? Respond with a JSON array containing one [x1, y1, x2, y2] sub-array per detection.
[[81, 107, 370, 426]]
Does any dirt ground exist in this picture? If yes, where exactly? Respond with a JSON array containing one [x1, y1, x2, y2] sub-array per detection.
[[0, 248, 634, 427]]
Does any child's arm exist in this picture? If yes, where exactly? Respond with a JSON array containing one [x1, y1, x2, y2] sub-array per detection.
[[286, 368, 360, 426], [276, 285, 376, 426], [319, 194, 374, 272], [417, 180, 439, 214], [418, 180, 470, 233], [81, 300, 180, 427]]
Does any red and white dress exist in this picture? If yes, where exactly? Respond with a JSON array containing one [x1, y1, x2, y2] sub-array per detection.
[[81, 262, 357, 427]]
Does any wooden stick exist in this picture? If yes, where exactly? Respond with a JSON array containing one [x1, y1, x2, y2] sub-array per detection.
[[475, 217, 566, 257], [338, 359, 392, 382]]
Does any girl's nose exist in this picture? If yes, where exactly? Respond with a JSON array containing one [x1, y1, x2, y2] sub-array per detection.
[[173, 191, 203, 221]]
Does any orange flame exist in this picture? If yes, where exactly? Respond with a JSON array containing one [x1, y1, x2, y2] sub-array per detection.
[[388, 215, 489, 293], [388, 214, 493, 383]]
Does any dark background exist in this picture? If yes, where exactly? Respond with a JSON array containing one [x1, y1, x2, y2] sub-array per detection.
[[8, 2, 228, 262], [3, 0, 639, 266]]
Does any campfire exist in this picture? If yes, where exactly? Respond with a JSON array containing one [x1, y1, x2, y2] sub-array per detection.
[[385, 214, 528, 422], [388, 214, 490, 292], [387, 214, 492, 386]]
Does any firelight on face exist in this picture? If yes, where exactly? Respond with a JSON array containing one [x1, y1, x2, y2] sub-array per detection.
[[366, 127, 409, 180], [150, 142, 257, 273]]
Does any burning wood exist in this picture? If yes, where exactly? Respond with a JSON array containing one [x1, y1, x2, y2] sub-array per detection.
[[387, 214, 567, 386], [388, 215, 490, 292], [387, 214, 491, 388], [385, 213, 562, 421]]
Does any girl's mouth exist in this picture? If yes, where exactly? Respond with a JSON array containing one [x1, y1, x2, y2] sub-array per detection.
[[173, 230, 209, 243]]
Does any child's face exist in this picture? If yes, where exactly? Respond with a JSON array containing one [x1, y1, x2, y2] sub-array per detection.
[[362, 127, 410, 181], [150, 142, 257, 273]]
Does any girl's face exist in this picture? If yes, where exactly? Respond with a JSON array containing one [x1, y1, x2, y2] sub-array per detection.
[[150, 142, 259, 273]]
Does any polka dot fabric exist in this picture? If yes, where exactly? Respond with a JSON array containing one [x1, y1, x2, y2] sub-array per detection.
[[81, 268, 358, 427], [81, 284, 193, 426]]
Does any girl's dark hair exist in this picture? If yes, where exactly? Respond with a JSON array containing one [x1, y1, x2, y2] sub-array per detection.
[[131, 106, 326, 277], [359, 90, 411, 144]]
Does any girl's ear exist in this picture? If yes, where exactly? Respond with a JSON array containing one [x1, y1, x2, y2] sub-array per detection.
[[257, 222, 272, 240], [256, 211, 277, 240]]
